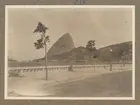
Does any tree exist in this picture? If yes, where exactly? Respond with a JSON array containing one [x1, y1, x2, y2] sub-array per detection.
[[119, 48, 126, 68], [86, 40, 97, 71], [33, 22, 50, 80], [86, 40, 97, 57]]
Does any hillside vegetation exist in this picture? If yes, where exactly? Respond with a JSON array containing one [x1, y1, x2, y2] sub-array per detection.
[[35, 41, 132, 65]]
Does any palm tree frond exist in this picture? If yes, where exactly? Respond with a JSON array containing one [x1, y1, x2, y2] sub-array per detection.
[[33, 22, 48, 34], [45, 36, 50, 42], [37, 38, 43, 44]]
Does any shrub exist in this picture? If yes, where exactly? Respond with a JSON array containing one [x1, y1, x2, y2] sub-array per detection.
[[8, 70, 22, 77]]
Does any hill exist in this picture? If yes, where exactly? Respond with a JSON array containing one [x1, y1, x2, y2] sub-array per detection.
[[47, 46, 90, 60], [36, 41, 132, 64], [8, 58, 18, 62], [8, 41, 132, 67], [96, 41, 132, 62], [47, 33, 75, 57]]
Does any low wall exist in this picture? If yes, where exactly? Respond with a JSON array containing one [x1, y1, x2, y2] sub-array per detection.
[[8, 64, 132, 77]]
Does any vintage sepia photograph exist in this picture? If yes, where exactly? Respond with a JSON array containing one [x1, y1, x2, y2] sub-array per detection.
[[5, 5, 135, 100]]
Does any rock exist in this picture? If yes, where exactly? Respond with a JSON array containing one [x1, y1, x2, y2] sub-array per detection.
[[48, 33, 75, 57]]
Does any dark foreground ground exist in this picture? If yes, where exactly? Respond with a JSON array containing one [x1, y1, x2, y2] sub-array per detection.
[[45, 70, 132, 97]]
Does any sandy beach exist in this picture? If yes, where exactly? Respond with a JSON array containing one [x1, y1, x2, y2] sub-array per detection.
[[7, 64, 132, 97]]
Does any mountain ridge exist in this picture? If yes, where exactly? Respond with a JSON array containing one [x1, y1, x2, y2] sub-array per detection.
[[8, 41, 132, 67], [35, 41, 132, 63]]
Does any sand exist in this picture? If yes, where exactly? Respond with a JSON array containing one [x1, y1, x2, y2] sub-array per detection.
[[7, 64, 132, 97]]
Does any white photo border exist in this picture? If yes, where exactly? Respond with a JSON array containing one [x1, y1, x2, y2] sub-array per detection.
[[4, 5, 135, 100]]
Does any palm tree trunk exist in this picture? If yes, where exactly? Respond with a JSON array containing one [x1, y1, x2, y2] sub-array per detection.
[[45, 41, 48, 80]]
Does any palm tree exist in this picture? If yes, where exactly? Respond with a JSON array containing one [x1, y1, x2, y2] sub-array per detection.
[[86, 40, 97, 71], [86, 40, 96, 58], [33, 22, 50, 80]]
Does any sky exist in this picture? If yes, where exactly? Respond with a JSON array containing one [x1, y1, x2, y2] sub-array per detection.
[[7, 7, 133, 61]]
